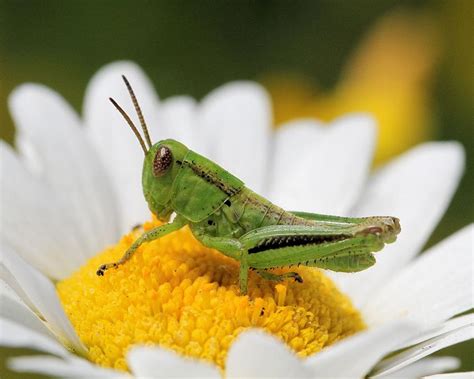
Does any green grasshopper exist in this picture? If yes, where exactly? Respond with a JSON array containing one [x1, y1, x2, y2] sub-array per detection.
[[97, 76, 401, 295]]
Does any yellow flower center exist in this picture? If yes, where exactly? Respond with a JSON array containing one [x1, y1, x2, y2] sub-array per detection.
[[57, 218, 365, 371]]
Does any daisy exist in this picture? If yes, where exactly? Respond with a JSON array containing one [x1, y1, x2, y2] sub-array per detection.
[[0, 61, 472, 378]]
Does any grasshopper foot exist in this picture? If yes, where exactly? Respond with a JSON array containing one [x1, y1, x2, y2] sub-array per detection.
[[290, 272, 304, 283], [256, 270, 303, 284], [96, 265, 107, 276], [96, 263, 118, 276], [131, 223, 143, 232]]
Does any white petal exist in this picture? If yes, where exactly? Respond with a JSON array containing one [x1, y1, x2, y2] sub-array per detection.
[[0, 245, 86, 354], [199, 81, 272, 193], [226, 330, 313, 378], [371, 321, 473, 377], [1, 141, 89, 279], [127, 346, 220, 378], [8, 355, 124, 378], [0, 318, 68, 357], [376, 357, 460, 379], [267, 119, 324, 205], [405, 314, 474, 347], [8, 84, 119, 262], [159, 96, 200, 150], [331, 142, 465, 306], [304, 321, 418, 378], [0, 279, 56, 340], [84, 61, 160, 232], [268, 114, 375, 213], [423, 373, 474, 379], [364, 225, 473, 327]]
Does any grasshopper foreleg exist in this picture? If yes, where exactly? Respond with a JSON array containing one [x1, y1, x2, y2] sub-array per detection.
[[96, 216, 186, 276]]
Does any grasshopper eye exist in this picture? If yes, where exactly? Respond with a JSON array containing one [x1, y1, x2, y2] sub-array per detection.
[[153, 146, 173, 177]]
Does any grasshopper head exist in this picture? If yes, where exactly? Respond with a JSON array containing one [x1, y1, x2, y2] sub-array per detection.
[[108, 76, 192, 221], [141, 139, 189, 221]]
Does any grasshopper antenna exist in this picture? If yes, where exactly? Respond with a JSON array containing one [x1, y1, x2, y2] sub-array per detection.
[[109, 97, 148, 155], [121, 75, 153, 150]]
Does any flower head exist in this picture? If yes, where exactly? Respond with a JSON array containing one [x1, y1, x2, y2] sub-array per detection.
[[58, 218, 364, 371], [0, 61, 472, 378]]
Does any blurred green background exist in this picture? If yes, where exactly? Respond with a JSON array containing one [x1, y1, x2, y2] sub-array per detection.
[[0, 0, 472, 377]]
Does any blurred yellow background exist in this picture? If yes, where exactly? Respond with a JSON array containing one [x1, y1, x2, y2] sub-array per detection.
[[0, 0, 472, 376]]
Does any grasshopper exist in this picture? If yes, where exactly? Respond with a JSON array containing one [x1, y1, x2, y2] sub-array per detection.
[[97, 76, 401, 295]]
